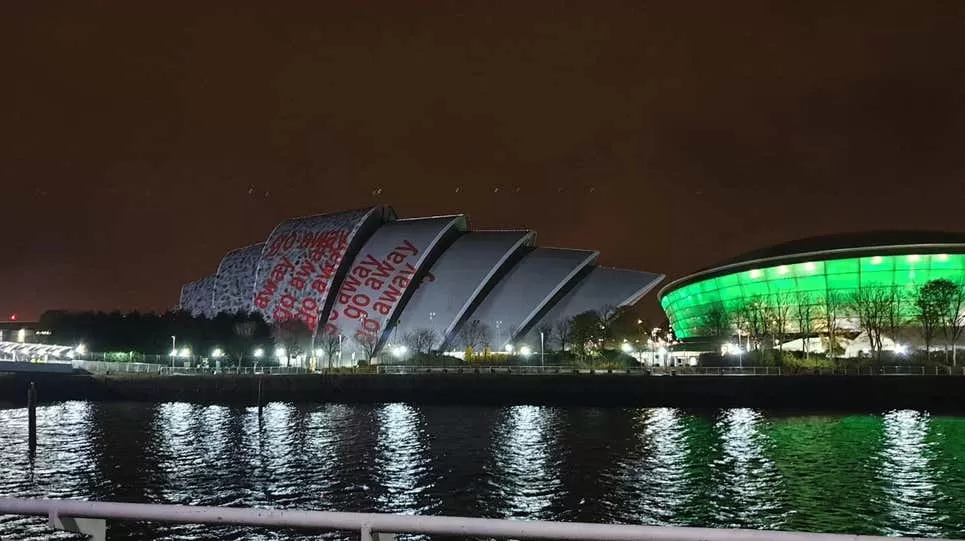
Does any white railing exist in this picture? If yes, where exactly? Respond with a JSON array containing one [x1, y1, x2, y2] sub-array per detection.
[[66, 360, 965, 377], [0, 498, 954, 541]]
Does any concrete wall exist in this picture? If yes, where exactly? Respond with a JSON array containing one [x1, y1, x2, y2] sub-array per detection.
[[4, 373, 965, 411]]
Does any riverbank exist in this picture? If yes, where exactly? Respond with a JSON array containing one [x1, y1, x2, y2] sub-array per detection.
[[2, 372, 965, 411]]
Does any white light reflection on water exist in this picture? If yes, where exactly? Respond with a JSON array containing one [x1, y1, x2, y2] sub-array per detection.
[[490, 405, 562, 520], [877, 410, 940, 537], [0, 402, 98, 539], [712, 408, 785, 530], [374, 403, 434, 515], [608, 408, 689, 525]]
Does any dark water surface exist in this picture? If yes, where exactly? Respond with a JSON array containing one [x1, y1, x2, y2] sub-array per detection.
[[1, 402, 964, 539]]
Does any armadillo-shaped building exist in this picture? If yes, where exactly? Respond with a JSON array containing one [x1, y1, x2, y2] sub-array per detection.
[[179, 206, 664, 359]]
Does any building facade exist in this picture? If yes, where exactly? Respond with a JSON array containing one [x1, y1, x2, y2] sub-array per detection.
[[180, 206, 664, 359], [659, 232, 965, 351]]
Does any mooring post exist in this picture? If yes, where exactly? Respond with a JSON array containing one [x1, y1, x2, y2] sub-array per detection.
[[257, 377, 263, 415], [27, 382, 37, 452]]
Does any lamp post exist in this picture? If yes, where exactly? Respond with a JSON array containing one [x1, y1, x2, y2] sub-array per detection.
[[539, 331, 545, 371], [170, 336, 176, 367]]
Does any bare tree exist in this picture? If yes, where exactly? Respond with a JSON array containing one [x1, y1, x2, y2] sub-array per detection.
[[732, 303, 751, 350], [353, 332, 380, 364], [884, 286, 908, 353], [554, 318, 573, 351], [819, 291, 844, 361], [946, 280, 965, 366], [915, 282, 943, 358], [848, 287, 893, 361], [793, 291, 815, 359], [271, 318, 312, 367], [458, 319, 492, 349], [919, 278, 965, 365], [403, 328, 438, 356], [317, 328, 342, 368], [746, 295, 770, 350], [701, 301, 731, 340], [767, 292, 793, 352]]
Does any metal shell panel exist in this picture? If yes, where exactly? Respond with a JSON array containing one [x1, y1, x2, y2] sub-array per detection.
[[329, 216, 467, 358], [393, 231, 535, 349], [520, 266, 665, 347], [250, 207, 387, 329], [459, 248, 599, 350], [178, 275, 216, 318], [211, 243, 265, 315]]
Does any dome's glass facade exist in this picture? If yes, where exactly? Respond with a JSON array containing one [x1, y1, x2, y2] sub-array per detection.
[[660, 251, 965, 339]]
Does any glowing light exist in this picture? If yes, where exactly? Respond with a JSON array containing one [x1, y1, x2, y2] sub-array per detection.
[[169, 348, 178, 357], [871, 256, 883, 265], [16, 329, 25, 343], [274, 347, 286, 358], [211, 348, 224, 359], [178, 347, 191, 358], [504, 344, 514, 353], [894, 343, 908, 355], [75, 344, 86, 355], [804, 262, 817, 272], [314, 348, 325, 357], [907, 254, 920, 263], [620, 342, 633, 353], [749, 269, 762, 279], [937, 253, 949, 261], [519, 345, 532, 357], [253, 348, 264, 358], [392, 345, 408, 358], [778, 265, 789, 275]]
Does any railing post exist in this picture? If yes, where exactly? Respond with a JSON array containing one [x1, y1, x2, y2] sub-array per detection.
[[49, 511, 106, 541], [360, 524, 396, 541], [27, 382, 37, 453]]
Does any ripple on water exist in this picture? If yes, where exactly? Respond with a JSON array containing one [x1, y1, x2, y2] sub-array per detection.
[[2, 403, 965, 539]]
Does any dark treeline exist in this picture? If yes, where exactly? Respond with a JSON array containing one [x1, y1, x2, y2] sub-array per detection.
[[38, 310, 273, 361]]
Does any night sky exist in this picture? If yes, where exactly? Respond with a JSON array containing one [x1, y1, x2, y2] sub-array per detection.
[[3, 2, 965, 321]]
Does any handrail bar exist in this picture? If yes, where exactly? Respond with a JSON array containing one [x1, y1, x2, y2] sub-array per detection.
[[0, 498, 956, 541]]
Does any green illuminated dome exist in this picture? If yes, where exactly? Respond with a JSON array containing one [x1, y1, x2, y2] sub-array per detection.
[[658, 231, 965, 340]]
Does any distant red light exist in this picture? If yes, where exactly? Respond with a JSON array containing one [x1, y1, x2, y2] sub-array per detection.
[[9, 314, 16, 321]]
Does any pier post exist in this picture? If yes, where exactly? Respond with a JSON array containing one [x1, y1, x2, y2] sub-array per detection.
[[27, 382, 37, 453], [257, 377, 263, 415]]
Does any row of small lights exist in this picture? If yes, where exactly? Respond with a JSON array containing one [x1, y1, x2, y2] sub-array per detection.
[[167, 347, 338, 360], [746, 254, 951, 280]]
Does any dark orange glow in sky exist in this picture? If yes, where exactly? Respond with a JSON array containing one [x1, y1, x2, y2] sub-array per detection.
[[2, 2, 965, 319]]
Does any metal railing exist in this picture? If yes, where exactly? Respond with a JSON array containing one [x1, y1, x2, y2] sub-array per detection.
[[0, 498, 955, 541], [375, 365, 965, 376], [65, 360, 965, 377]]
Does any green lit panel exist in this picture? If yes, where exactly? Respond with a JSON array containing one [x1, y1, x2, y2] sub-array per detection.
[[661, 252, 965, 339]]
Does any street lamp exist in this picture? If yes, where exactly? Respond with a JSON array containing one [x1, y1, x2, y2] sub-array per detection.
[[520, 345, 532, 357], [539, 331, 545, 370], [253, 347, 264, 358], [212, 348, 224, 359]]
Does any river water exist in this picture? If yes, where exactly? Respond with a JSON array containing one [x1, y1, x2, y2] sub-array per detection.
[[0, 402, 964, 539]]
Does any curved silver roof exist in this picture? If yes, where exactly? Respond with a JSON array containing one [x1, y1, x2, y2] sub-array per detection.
[[458, 247, 599, 350], [328, 215, 468, 357], [520, 266, 665, 347], [211, 243, 265, 315], [180, 205, 664, 360], [178, 275, 216, 318], [249, 206, 388, 327], [393, 230, 535, 349]]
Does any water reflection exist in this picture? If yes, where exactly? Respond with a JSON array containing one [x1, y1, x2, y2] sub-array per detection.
[[711, 408, 785, 529], [608, 408, 690, 525], [489, 405, 562, 519], [374, 403, 433, 514], [878, 410, 940, 537], [2, 404, 965, 539]]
